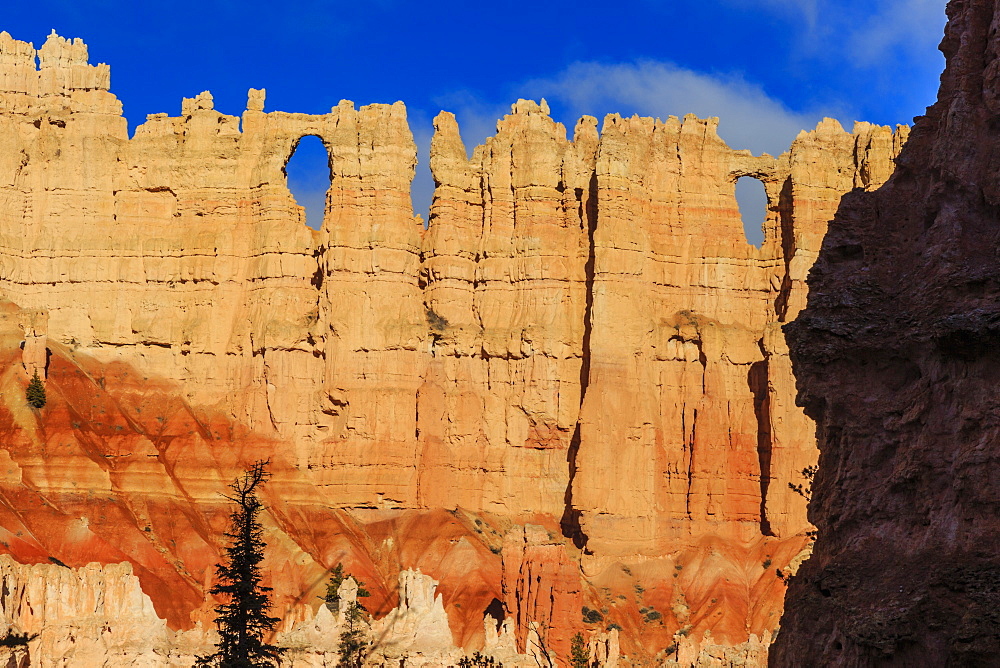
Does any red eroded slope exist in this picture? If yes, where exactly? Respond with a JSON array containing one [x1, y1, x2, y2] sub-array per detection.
[[0, 299, 808, 661], [0, 307, 509, 646]]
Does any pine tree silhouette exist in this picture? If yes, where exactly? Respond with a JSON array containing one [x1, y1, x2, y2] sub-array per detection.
[[336, 597, 371, 668], [25, 371, 45, 409], [570, 632, 590, 668], [196, 460, 285, 667]]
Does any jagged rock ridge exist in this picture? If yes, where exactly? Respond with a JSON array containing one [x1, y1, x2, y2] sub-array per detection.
[[0, 29, 906, 664]]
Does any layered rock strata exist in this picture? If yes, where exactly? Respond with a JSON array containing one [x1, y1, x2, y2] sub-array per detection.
[[774, 0, 1000, 665], [0, 29, 908, 664]]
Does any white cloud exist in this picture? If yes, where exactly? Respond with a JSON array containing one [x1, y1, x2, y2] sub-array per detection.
[[520, 60, 844, 156], [414, 59, 845, 238], [848, 0, 947, 66], [739, 0, 820, 30], [735, 0, 947, 67]]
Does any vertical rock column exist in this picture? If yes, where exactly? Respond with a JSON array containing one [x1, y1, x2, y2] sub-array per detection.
[[571, 114, 909, 556], [18, 309, 47, 379], [761, 120, 908, 538], [315, 100, 426, 507], [0, 33, 328, 443], [501, 524, 583, 660], [0, 31, 126, 344], [123, 91, 321, 441], [421, 100, 598, 515], [574, 114, 779, 557]]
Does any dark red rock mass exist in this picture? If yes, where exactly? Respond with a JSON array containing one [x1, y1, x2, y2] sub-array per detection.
[[773, 0, 1000, 665]]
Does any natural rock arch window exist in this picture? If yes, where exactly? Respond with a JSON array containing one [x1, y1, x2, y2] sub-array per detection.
[[284, 135, 332, 230], [735, 176, 767, 248]]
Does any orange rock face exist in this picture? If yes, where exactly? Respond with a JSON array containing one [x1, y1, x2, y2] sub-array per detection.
[[574, 115, 909, 559], [0, 30, 908, 665]]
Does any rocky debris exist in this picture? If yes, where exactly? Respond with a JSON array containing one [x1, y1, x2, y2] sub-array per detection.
[[0, 557, 537, 667]]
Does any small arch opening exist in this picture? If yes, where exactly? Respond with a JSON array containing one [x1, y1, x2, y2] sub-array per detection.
[[284, 135, 331, 230], [735, 176, 768, 248]]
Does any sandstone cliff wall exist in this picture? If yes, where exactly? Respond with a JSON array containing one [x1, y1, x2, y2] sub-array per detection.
[[0, 29, 908, 664], [574, 116, 907, 557]]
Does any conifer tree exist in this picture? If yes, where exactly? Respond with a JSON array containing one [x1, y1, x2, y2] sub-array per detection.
[[329, 568, 371, 668], [25, 371, 45, 409], [322, 563, 346, 612], [321, 563, 371, 612], [196, 460, 284, 668], [336, 597, 371, 668], [570, 632, 590, 668]]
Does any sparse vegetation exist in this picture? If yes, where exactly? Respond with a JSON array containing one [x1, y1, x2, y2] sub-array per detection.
[[570, 632, 590, 668], [582, 606, 604, 624], [640, 606, 662, 623], [0, 631, 37, 647], [425, 307, 448, 332], [25, 371, 45, 408], [788, 465, 818, 500], [195, 460, 284, 667], [763, 558, 772, 569], [458, 651, 502, 668]]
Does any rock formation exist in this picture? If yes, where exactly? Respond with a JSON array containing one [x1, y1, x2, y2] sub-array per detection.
[[773, 0, 1000, 665], [0, 556, 166, 665], [0, 29, 908, 665], [0, 557, 533, 667]]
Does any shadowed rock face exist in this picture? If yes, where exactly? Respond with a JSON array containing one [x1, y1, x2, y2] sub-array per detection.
[[773, 1, 1000, 665], [0, 29, 910, 664]]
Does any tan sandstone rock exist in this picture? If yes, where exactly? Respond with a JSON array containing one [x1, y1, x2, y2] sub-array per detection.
[[0, 30, 909, 665]]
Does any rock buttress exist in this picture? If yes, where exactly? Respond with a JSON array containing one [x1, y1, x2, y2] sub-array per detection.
[[422, 101, 598, 516], [774, 0, 1000, 665], [572, 114, 907, 558]]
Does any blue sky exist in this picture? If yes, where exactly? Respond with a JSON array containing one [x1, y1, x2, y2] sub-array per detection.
[[4, 1, 947, 239]]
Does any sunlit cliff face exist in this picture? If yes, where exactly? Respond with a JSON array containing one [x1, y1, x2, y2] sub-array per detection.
[[0, 28, 906, 664]]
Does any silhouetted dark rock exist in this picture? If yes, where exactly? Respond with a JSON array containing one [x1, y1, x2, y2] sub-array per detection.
[[773, 1, 1000, 665]]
